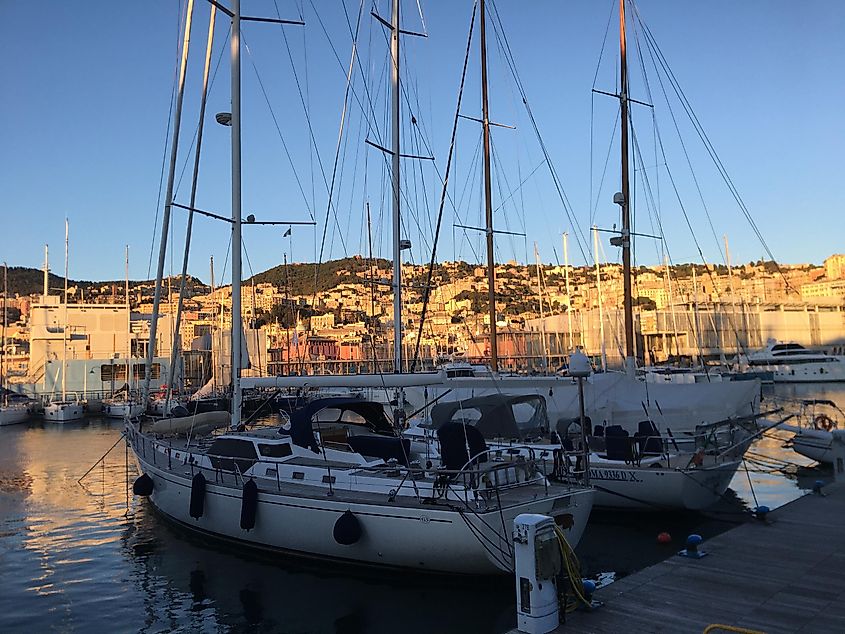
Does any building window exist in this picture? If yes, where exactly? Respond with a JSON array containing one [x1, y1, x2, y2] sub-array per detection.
[[101, 362, 160, 381]]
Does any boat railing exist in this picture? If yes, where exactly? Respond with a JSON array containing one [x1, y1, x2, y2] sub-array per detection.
[[127, 426, 566, 508]]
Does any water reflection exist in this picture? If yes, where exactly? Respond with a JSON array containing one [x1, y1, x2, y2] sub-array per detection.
[[122, 499, 514, 633]]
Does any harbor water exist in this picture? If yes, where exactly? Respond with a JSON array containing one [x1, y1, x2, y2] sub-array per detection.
[[1, 383, 840, 633]]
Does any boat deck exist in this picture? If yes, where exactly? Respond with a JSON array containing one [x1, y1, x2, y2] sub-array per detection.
[[540, 482, 845, 633]]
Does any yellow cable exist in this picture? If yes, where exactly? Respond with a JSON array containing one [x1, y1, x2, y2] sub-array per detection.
[[554, 525, 591, 608]]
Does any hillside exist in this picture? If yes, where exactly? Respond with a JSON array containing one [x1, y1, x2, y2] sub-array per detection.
[[4, 266, 207, 297], [248, 256, 392, 296]]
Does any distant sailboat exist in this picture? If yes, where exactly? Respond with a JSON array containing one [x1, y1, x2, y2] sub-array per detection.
[[44, 219, 84, 423], [104, 246, 145, 419]]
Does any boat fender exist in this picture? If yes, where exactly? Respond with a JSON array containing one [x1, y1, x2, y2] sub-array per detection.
[[814, 414, 834, 432], [333, 510, 362, 546], [133, 473, 154, 496], [189, 472, 206, 519], [240, 479, 258, 531]]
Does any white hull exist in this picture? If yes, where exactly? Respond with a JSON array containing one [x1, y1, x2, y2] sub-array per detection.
[[745, 342, 845, 383], [589, 459, 742, 510], [44, 401, 84, 423], [0, 405, 29, 426], [401, 373, 760, 435], [135, 454, 593, 575], [765, 363, 845, 383], [103, 402, 146, 419], [789, 428, 833, 463]]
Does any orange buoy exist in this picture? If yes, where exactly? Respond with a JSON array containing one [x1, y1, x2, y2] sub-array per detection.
[[657, 532, 672, 544]]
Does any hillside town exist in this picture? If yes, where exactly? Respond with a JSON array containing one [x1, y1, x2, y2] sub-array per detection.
[[2, 253, 844, 397]]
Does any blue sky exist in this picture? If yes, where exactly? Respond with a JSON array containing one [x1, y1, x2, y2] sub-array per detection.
[[2, 0, 843, 284]]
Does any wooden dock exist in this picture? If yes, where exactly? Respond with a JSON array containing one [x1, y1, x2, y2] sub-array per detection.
[[542, 483, 845, 633]]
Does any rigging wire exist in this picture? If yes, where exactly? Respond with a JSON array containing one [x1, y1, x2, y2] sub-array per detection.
[[631, 2, 795, 295], [487, 0, 591, 265], [411, 1, 478, 371], [147, 1, 186, 279]]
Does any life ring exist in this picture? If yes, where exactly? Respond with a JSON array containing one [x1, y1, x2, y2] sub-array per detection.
[[813, 414, 834, 432]]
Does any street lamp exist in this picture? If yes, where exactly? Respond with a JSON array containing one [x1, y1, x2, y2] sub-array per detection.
[[569, 349, 592, 484]]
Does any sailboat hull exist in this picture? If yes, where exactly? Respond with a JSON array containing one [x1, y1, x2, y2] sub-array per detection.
[[0, 405, 29, 426], [104, 402, 146, 419], [589, 459, 742, 510], [790, 428, 833, 463], [44, 401, 84, 423], [132, 454, 593, 576]]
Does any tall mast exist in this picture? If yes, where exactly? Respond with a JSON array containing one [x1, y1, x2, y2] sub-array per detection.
[[534, 243, 548, 370], [480, 0, 497, 372], [724, 234, 740, 358], [2, 263, 6, 406], [43, 245, 49, 299], [62, 218, 69, 400], [563, 232, 573, 352], [593, 225, 607, 372], [390, 0, 402, 373], [144, 0, 194, 403], [663, 254, 680, 358], [230, 0, 244, 426], [126, 245, 131, 394], [618, 0, 635, 374], [167, 4, 217, 401]]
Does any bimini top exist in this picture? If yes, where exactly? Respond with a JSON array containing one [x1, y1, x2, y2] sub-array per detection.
[[285, 397, 396, 452], [429, 394, 549, 441]]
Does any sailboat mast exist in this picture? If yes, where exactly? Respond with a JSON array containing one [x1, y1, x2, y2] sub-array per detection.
[[563, 232, 574, 352], [62, 218, 69, 400], [2, 263, 6, 406], [144, 0, 195, 403], [390, 0, 403, 373], [43, 245, 49, 299], [724, 234, 741, 358], [593, 226, 607, 372], [619, 0, 635, 374], [230, 0, 243, 427], [126, 245, 131, 394], [480, 0, 498, 373], [167, 4, 217, 401]]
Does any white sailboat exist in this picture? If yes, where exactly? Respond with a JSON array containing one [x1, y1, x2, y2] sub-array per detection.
[[43, 219, 84, 423], [104, 246, 145, 419], [0, 262, 29, 426], [127, 1, 592, 575], [398, 0, 763, 511]]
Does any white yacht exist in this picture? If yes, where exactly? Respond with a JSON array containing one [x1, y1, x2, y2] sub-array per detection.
[[44, 396, 84, 423], [128, 396, 593, 575], [43, 220, 85, 423], [405, 392, 757, 512], [0, 402, 29, 426], [103, 398, 145, 419], [744, 341, 845, 383]]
